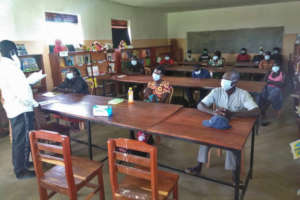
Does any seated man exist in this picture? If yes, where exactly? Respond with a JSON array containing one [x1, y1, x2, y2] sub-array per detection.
[[252, 47, 265, 64], [55, 67, 89, 94], [126, 56, 144, 74], [185, 70, 259, 182], [258, 63, 285, 126], [208, 50, 224, 67], [199, 48, 211, 62], [159, 55, 174, 66], [186, 65, 211, 107], [236, 48, 251, 62], [259, 51, 274, 70], [144, 66, 172, 103]]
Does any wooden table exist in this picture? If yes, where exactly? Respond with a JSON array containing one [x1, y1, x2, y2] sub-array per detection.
[[235, 62, 258, 68], [36, 93, 182, 159], [37, 93, 257, 200], [177, 61, 207, 66], [147, 108, 257, 200], [165, 65, 267, 75], [111, 75, 265, 93]]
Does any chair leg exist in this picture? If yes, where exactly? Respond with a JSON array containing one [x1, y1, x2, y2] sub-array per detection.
[[98, 169, 105, 200], [38, 186, 48, 200], [240, 149, 245, 178], [206, 148, 212, 168], [173, 182, 178, 200]]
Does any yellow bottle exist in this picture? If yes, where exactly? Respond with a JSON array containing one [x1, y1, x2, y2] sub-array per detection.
[[128, 87, 134, 103]]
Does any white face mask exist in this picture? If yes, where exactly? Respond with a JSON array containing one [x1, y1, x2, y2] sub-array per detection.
[[12, 54, 21, 69], [221, 79, 233, 91], [241, 50, 246, 54], [213, 56, 218, 61], [272, 66, 280, 73], [131, 60, 137, 66], [194, 70, 201, 75], [265, 55, 270, 60], [66, 72, 74, 80], [165, 56, 170, 61], [152, 73, 161, 82], [259, 51, 264, 55]]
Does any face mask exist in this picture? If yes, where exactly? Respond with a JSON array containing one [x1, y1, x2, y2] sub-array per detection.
[[131, 60, 137, 66], [12, 54, 21, 69], [194, 70, 201, 75], [259, 51, 264, 55], [152, 73, 161, 82], [213, 56, 218, 61], [241, 50, 246, 54], [66, 72, 74, 80], [272, 66, 280, 73], [165, 56, 170, 61], [273, 50, 279, 54], [265, 55, 270, 60], [221, 79, 233, 91]]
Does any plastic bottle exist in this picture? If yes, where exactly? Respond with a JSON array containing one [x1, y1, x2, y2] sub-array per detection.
[[128, 87, 134, 103]]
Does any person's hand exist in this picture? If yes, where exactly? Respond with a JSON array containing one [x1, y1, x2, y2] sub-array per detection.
[[214, 107, 226, 116]]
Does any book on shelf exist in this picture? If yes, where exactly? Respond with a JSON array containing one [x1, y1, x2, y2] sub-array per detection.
[[21, 57, 40, 72], [75, 55, 85, 66], [84, 55, 91, 65], [65, 56, 75, 66], [92, 65, 100, 76], [17, 44, 28, 56]]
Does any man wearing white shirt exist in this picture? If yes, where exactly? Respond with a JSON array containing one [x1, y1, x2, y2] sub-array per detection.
[[0, 40, 38, 179], [185, 70, 260, 182]]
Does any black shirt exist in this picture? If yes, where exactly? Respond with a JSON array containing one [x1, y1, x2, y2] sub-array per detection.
[[58, 77, 89, 94]]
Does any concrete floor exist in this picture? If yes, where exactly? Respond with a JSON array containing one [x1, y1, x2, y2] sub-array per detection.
[[0, 98, 300, 200]]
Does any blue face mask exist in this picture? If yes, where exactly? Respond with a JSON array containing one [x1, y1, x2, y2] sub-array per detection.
[[272, 66, 280, 73], [66, 72, 74, 80], [221, 79, 233, 91], [152, 73, 161, 82], [213, 56, 218, 61], [265, 55, 270, 60]]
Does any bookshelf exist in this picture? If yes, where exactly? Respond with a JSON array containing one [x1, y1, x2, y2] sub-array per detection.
[[49, 51, 110, 87], [19, 54, 46, 92]]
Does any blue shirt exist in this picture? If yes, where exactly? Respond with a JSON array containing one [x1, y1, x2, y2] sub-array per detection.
[[192, 68, 211, 79]]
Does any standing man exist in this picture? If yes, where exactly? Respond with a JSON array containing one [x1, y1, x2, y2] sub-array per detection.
[[185, 70, 259, 182], [0, 40, 38, 179]]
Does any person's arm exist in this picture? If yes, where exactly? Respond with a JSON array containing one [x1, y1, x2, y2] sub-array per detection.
[[227, 107, 260, 118], [144, 83, 153, 99], [258, 61, 263, 69], [54, 79, 71, 93], [267, 74, 285, 88], [197, 102, 215, 115]]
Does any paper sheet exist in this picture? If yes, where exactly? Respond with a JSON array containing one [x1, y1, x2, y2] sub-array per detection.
[[27, 70, 47, 85], [289, 139, 300, 159]]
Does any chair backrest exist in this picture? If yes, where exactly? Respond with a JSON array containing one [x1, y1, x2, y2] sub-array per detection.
[[85, 78, 95, 95], [107, 138, 158, 200], [29, 130, 75, 192], [167, 87, 174, 104]]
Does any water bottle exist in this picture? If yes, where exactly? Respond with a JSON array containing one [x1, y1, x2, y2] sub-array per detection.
[[128, 87, 134, 103]]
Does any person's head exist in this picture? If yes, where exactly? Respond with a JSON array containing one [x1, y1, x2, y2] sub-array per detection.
[[152, 66, 164, 82], [213, 50, 221, 60], [273, 47, 280, 55], [66, 67, 80, 80], [164, 55, 170, 61], [0, 40, 18, 59], [272, 63, 281, 73], [264, 51, 271, 60], [55, 39, 63, 47], [221, 70, 240, 91], [240, 48, 247, 55], [203, 48, 208, 54]]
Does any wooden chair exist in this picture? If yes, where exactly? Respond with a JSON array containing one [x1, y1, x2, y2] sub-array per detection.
[[167, 87, 174, 104], [107, 138, 179, 200], [29, 130, 105, 200]]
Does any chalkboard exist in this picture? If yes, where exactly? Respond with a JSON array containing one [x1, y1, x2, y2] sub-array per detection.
[[187, 27, 284, 54]]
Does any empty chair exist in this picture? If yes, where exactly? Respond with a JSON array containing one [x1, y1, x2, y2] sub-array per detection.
[[107, 138, 179, 200], [29, 130, 105, 200]]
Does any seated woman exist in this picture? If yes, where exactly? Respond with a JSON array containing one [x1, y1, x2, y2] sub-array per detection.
[[186, 65, 211, 107], [55, 67, 89, 94], [259, 51, 274, 70], [144, 66, 172, 103], [236, 48, 251, 62], [208, 50, 224, 67], [159, 55, 174, 66], [199, 48, 211, 62], [53, 67, 89, 129], [258, 63, 285, 126]]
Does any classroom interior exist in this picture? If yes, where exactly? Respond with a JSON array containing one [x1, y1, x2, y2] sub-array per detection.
[[1, 0, 300, 199]]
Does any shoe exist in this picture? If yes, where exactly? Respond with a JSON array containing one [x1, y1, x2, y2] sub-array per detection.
[[16, 169, 35, 179], [184, 164, 202, 176]]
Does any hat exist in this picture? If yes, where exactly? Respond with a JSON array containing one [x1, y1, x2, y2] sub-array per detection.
[[202, 115, 231, 130]]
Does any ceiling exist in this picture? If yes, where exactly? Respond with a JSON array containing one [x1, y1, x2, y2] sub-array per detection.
[[109, 0, 300, 12]]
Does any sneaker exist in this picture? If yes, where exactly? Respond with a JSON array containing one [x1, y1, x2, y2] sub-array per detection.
[[16, 169, 35, 179]]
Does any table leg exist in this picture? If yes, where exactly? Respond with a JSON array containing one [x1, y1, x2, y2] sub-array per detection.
[[250, 125, 256, 179], [130, 130, 135, 139], [87, 120, 93, 160], [234, 150, 241, 200]]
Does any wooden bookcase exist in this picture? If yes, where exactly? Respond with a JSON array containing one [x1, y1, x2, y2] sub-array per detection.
[[19, 54, 46, 92], [49, 51, 110, 87]]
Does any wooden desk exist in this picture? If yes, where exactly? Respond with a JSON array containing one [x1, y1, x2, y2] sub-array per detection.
[[165, 65, 267, 75], [111, 75, 265, 93], [235, 62, 258, 68], [177, 61, 207, 66]]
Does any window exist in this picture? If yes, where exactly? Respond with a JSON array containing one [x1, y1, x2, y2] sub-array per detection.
[[45, 12, 84, 46], [111, 19, 131, 48]]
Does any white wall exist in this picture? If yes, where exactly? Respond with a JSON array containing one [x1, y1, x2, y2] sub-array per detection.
[[167, 1, 300, 38], [5, 0, 167, 41]]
